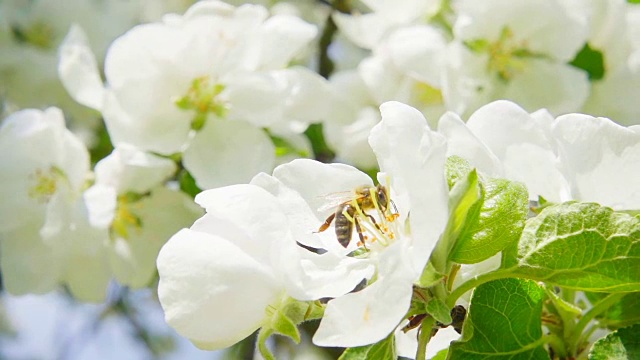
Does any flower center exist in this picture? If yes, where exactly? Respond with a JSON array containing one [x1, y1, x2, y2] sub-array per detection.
[[412, 82, 444, 107], [466, 27, 539, 81], [111, 192, 145, 240], [343, 183, 401, 252], [175, 76, 228, 130], [28, 166, 66, 203]]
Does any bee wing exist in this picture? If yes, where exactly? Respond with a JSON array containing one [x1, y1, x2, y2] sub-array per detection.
[[316, 190, 360, 213]]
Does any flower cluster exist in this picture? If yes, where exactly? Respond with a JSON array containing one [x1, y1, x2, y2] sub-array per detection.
[[156, 99, 640, 358], [325, 0, 640, 168], [1, 1, 640, 359]]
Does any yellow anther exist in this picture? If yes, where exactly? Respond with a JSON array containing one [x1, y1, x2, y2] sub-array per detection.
[[27, 166, 66, 203], [174, 76, 228, 129], [413, 82, 444, 107], [111, 194, 144, 240]]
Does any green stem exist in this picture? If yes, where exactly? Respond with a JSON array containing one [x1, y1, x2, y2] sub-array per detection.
[[562, 288, 576, 304], [257, 328, 276, 360], [317, 0, 350, 79], [568, 292, 625, 355], [543, 333, 567, 358], [445, 269, 515, 307], [416, 317, 436, 360]]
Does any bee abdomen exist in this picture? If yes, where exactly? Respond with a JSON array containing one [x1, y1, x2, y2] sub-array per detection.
[[334, 205, 355, 247]]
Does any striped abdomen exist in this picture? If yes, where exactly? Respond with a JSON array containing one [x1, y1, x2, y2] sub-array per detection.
[[334, 203, 356, 247]]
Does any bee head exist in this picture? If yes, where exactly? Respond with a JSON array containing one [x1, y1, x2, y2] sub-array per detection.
[[375, 184, 389, 211]]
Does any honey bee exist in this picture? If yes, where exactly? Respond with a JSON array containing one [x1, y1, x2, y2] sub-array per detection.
[[316, 184, 395, 248]]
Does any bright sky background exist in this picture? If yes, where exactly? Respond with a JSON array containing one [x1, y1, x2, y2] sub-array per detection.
[[0, 288, 223, 360]]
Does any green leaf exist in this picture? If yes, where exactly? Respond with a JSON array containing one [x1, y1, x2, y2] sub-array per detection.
[[442, 169, 483, 258], [304, 123, 335, 162], [178, 170, 201, 199], [428, 168, 482, 273], [448, 278, 549, 359], [445, 155, 473, 189], [88, 120, 115, 166], [589, 324, 640, 360], [338, 333, 396, 360], [448, 178, 529, 264], [592, 292, 640, 329], [629, 0, 640, 4], [509, 203, 640, 292], [427, 298, 452, 325], [569, 43, 605, 81], [432, 348, 448, 360]]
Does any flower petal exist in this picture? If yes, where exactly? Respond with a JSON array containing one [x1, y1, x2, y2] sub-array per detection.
[[183, 118, 275, 189], [271, 159, 374, 221], [370, 101, 449, 273], [313, 242, 415, 347], [466, 100, 571, 202], [258, 15, 317, 70], [109, 187, 202, 288], [94, 144, 176, 194], [553, 114, 640, 210], [437, 111, 503, 177], [501, 60, 589, 115], [194, 184, 292, 267], [58, 24, 105, 111], [157, 228, 282, 350], [386, 25, 447, 87]]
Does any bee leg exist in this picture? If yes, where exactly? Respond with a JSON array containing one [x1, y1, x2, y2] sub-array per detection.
[[316, 212, 336, 233], [354, 217, 368, 249], [365, 214, 383, 232]]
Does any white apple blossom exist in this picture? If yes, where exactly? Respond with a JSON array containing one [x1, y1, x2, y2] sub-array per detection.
[[437, 99, 640, 210], [313, 101, 449, 347], [323, 24, 448, 168], [157, 160, 379, 350], [332, 0, 443, 49], [59, 0, 330, 189], [438, 100, 571, 202], [157, 100, 450, 350], [443, 0, 590, 117], [323, 70, 380, 169], [0, 0, 146, 129], [357, 25, 448, 127], [86, 145, 202, 288], [0, 107, 110, 301]]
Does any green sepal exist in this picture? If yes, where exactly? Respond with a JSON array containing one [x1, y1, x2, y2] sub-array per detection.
[[417, 261, 446, 288], [435, 169, 482, 271], [338, 333, 396, 360], [445, 155, 473, 190], [426, 298, 452, 325], [448, 177, 528, 264], [256, 297, 319, 360], [268, 307, 300, 344]]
